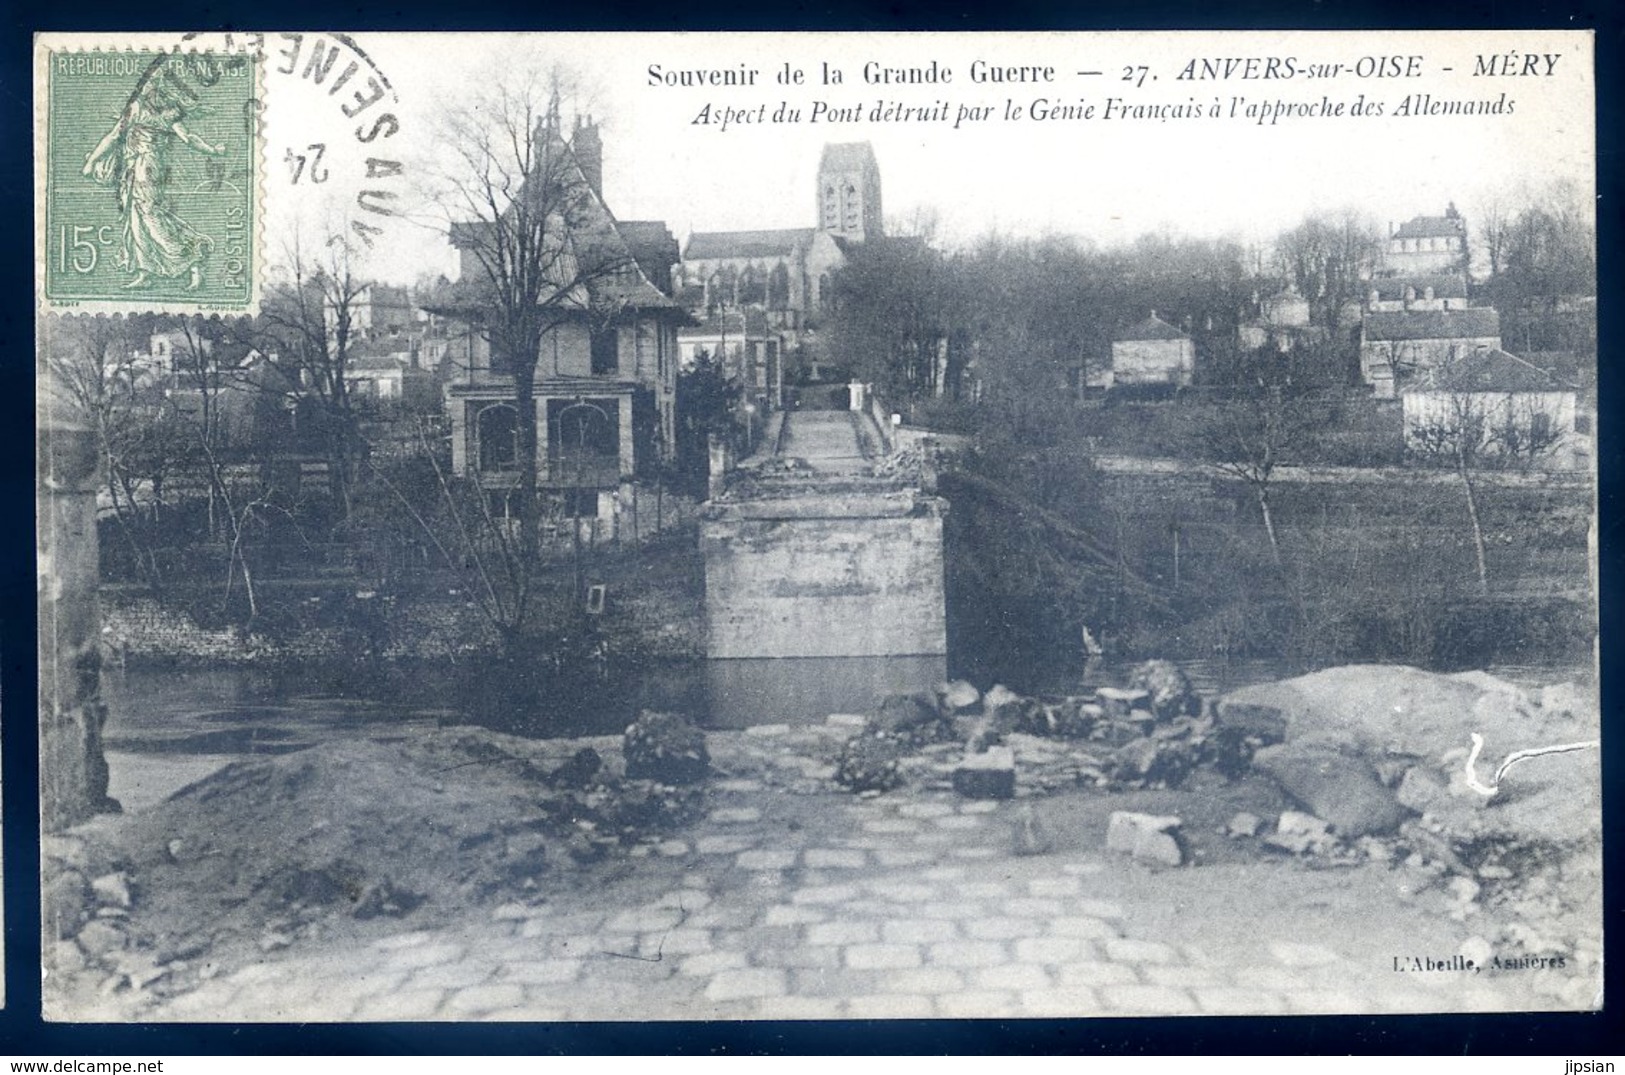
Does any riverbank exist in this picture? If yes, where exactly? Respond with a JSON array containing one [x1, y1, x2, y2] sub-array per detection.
[[100, 529, 708, 669], [44, 665, 1601, 1022]]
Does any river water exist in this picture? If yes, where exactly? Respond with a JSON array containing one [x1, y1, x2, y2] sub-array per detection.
[[100, 652, 1587, 764]]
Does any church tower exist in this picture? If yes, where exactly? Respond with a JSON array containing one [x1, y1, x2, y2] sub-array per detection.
[[816, 142, 883, 241]]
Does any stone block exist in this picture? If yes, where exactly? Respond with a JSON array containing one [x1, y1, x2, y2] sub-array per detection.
[[1096, 687, 1152, 720], [826, 713, 871, 729], [982, 684, 1022, 712], [937, 680, 981, 713], [704, 967, 787, 1002], [804, 848, 868, 869], [953, 747, 1016, 799], [937, 991, 1020, 1018], [1020, 985, 1102, 1017], [1106, 811, 1185, 866], [1226, 812, 1264, 837], [1263, 810, 1335, 855], [1253, 742, 1409, 837], [927, 940, 1008, 968], [808, 921, 879, 946], [846, 993, 935, 1019], [1133, 829, 1186, 867], [846, 944, 923, 970], [91, 872, 133, 909], [1100, 983, 1198, 1014]]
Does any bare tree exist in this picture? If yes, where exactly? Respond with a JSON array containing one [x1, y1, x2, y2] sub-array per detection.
[[1275, 210, 1383, 329], [45, 316, 172, 593], [1406, 381, 1566, 596], [425, 73, 632, 560], [1194, 381, 1332, 568], [1478, 190, 1515, 281], [1407, 390, 1494, 595], [253, 237, 373, 522]]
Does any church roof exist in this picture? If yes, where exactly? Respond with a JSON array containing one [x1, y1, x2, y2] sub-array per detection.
[[1408, 347, 1580, 394], [1363, 307, 1500, 341], [1115, 313, 1189, 342], [683, 228, 816, 260]]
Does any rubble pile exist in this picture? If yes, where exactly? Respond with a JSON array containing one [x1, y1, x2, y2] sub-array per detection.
[[869, 445, 928, 481], [827, 663, 1229, 802], [832, 733, 907, 794], [622, 710, 711, 785], [1213, 665, 1601, 993]]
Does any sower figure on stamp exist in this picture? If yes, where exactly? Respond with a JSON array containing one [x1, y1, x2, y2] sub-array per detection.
[[82, 70, 226, 290]]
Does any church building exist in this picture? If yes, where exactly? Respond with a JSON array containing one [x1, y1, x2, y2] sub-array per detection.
[[674, 142, 885, 377]]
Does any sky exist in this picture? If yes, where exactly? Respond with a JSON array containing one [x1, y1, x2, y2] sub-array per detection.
[[243, 30, 1595, 283]]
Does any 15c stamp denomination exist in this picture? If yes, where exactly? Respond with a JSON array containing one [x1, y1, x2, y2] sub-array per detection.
[[39, 46, 262, 313]]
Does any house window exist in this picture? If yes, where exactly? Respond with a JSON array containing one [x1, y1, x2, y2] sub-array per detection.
[[1530, 412, 1553, 443], [548, 397, 620, 485], [489, 341, 513, 377], [768, 263, 790, 309], [477, 404, 520, 473], [591, 326, 619, 375], [562, 488, 599, 518], [1575, 413, 1592, 434], [487, 489, 518, 519]]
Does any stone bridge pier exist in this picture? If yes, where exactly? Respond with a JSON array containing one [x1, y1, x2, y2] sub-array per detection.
[[699, 410, 948, 666], [38, 390, 115, 830]]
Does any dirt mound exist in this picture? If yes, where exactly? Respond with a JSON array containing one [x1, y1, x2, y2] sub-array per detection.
[[45, 726, 704, 1009]]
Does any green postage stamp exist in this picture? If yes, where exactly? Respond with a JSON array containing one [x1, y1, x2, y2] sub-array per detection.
[[38, 46, 263, 313]]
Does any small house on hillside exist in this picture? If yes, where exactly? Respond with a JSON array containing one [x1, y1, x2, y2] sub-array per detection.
[[1260, 286, 1311, 328], [1107, 312, 1195, 389], [1238, 285, 1323, 353], [1401, 346, 1587, 471], [678, 307, 782, 406], [1360, 307, 1502, 398]]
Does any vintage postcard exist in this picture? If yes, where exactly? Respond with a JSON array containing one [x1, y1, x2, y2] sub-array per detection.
[[36, 30, 1599, 1022]]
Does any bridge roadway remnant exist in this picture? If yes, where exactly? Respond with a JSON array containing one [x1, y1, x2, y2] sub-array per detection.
[[700, 417, 948, 660]]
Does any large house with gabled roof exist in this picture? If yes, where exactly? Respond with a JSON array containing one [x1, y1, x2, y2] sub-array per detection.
[[1360, 306, 1502, 398], [427, 115, 691, 530], [1401, 345, 1588, 470], [1382, 204, 1470, 276]]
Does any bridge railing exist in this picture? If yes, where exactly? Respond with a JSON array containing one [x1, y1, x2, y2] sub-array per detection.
[[864, 385, 974, 457]]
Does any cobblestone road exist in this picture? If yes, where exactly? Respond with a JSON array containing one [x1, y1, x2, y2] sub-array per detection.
[[62, 722, 1596, 1022]]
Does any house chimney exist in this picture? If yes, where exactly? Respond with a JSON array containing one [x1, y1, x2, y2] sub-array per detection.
[[573, 116, 603, 198]]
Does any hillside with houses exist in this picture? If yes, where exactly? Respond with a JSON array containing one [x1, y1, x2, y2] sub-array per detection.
[[48, 113, 1596, 682]]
